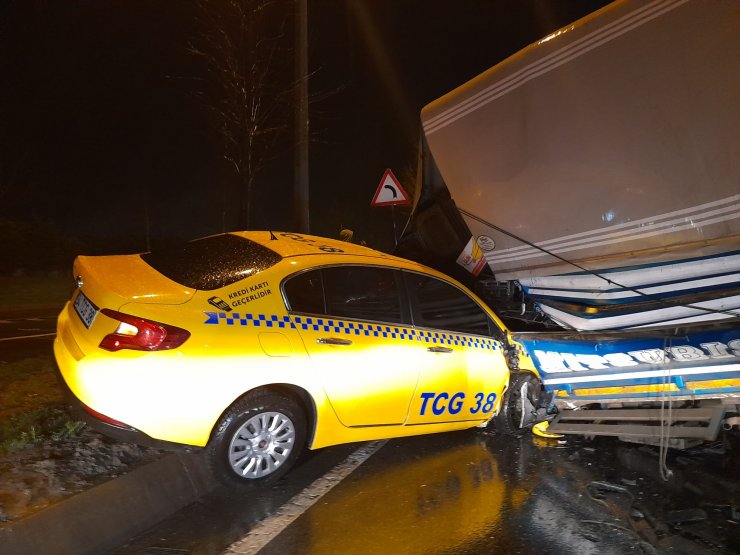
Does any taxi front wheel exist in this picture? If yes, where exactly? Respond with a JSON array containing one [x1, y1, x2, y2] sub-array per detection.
[[206, 390, 306, 487], [493, 373, 543, 436]]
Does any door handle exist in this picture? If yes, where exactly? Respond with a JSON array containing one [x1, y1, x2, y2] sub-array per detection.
[[427, 346, 453, 353], [316, 337, 353, 346]]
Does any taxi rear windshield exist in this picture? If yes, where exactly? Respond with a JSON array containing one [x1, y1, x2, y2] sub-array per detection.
[[141, 234, 282, 291]]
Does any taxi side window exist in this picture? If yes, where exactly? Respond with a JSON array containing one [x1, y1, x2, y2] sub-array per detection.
[[405, 272, 490, 336], [322, 267, 403, 324], [284, 266, 404, 324], [283, 270, 326, 314]]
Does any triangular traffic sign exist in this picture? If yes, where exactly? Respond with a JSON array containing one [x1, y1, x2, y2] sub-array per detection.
[[371, 168, 411, 206]]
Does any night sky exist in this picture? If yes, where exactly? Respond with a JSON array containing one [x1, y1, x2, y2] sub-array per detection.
[[0, 0, 612, 266]]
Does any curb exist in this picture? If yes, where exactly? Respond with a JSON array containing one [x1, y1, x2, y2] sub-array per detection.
[[0, 452, 217, 555]]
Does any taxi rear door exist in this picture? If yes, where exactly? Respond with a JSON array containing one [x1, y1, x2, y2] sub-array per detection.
[[284, 266, 421, 427]]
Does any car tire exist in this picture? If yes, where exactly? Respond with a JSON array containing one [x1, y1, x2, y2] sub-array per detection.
[[493, 373, 543, 436], [206, 390, 306, 487]]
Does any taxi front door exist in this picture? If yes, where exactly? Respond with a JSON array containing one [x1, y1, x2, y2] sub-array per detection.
[[403, 271, 509, 425]]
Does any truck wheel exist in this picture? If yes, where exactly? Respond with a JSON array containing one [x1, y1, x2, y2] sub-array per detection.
[[493, 373, 543, 436], [207, 390, 306, 487]]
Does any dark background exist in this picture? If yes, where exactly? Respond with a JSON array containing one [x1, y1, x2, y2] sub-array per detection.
[[0, 0, 612, 271]]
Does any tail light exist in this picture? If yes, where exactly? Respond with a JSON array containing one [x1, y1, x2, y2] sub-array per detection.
[[99, 309, 190, 352]]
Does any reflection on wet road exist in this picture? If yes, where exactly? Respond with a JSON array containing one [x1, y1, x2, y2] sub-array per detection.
[[261, 432, 644, 555], [117, 429, 739, 554]]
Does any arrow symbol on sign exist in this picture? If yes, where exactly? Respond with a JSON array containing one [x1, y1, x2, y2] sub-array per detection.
[[371, 168, 410, 207]]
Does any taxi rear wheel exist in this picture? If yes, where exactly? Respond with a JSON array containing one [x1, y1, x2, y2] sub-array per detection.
[[207, 390, 306, 487], [493, 373, 543, 436]]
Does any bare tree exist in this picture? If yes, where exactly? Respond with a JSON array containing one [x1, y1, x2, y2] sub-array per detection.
[[189, 0, 293, 230]]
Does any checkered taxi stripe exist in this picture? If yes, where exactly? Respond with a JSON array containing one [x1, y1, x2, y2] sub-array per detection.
[[203, 311, 500, 351]]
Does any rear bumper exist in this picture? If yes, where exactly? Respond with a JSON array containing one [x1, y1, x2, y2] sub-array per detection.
[[54, 361, 198, 452]]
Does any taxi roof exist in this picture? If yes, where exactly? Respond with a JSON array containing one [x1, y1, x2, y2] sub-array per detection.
[[230, 231, 407, 262]]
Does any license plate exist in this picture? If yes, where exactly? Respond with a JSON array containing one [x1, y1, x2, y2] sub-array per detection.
[[73, 291, 99, 329]]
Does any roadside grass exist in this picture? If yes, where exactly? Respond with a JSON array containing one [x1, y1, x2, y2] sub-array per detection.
[[0, 275, 86, 453], [0, 355, 85, 453], [0, 275, 71, 310]]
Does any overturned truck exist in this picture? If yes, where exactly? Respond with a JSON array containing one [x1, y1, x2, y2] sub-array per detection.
[[399, 0, 740, 446]]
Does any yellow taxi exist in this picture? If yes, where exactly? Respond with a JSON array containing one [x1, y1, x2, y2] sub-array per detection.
[[54, 231, 517, 485]]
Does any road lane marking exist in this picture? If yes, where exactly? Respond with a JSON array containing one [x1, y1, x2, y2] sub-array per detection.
[[0, 332, 56, 342], [223, 440, 387, 555]]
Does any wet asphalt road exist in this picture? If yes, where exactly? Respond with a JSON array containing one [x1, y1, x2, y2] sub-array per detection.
[[113, 430, 739, 555], [0, 308, 59, 362]]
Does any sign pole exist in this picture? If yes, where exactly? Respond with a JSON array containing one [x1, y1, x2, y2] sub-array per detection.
[[370, 169, 410, 250], [391, 205, 398, 247]]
